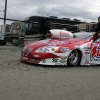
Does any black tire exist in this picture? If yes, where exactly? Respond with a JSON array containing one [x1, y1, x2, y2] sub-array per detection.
[[2, 40, 6, 45], [67, 50, 81, 67]]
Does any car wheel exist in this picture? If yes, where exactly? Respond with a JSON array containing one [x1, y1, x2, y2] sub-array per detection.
[[2, 40, 6, 45], [67, 50, 81, 66]]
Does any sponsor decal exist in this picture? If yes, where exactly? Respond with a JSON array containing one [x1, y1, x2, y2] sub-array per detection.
[[40, 40, 67, 45], [60, 31, 70, 37], [60, 56, 67, 59], [60, 56, 67, 63], [55, 63, 63, 65], [52, 58, 59, 62], [42, 59, 46, 63], [34, 54, 40, 57], [85, 53, 90, 63], [85, 52, 90, 54], [90, 44, 100, 61], [93, 59, 100, 61], [55, 62, 67, 65], [46, 41, 54, 45], [85, 49, 90, 52]]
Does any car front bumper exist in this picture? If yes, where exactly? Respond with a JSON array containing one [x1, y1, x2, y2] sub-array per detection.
[[21, 51, 69, 65]]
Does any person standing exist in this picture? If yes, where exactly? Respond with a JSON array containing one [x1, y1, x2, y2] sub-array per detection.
[[96, 16, 100, 33], [91, 17, 100, 41]]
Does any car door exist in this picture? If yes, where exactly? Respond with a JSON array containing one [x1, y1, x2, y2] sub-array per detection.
[[90, 38, 100, 64]]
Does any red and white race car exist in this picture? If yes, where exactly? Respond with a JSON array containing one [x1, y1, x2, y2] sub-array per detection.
[[21, 29, 100, 66]]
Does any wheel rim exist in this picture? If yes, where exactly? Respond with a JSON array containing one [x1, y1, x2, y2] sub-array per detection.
[[68, 50, 79, 65]]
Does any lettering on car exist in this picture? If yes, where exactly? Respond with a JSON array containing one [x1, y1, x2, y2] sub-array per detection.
[[91, 44, 100, 61]]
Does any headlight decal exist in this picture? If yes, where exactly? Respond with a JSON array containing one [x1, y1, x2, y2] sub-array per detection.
[[35, 46, 70, 53], [35, 46, 59, 53]]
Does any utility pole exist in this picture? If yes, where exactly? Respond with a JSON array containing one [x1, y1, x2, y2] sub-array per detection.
[[3, 0, 7, 33]]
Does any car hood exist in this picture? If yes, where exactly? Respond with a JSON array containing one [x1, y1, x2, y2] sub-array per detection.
[[26, 38, 90, 50]]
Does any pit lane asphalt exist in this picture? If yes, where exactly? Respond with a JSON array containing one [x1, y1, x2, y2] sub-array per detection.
[[0, 42, 100, 100]]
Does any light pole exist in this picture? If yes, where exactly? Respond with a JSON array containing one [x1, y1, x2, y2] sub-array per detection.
[[3, 0, 7, 33]]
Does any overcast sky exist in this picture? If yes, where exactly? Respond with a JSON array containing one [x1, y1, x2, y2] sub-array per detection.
[[0, 0, 99, 25]]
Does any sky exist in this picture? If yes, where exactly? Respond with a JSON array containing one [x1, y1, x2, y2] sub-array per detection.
[[0, 0, 99, 25]]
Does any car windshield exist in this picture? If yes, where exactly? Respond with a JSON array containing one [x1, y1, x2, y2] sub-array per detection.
[[74, 32, 95, 40], [21, 22, 28, 33]]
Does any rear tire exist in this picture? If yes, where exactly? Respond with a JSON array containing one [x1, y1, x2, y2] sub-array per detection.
[[67, 50, 81, 67]]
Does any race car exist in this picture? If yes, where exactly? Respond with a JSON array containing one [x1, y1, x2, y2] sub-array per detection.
[[21, 29, 100, 66]]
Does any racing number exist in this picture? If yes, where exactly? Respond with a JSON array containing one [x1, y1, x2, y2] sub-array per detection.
[[43, 58, 59, 63], [52, 58, 59, 62]]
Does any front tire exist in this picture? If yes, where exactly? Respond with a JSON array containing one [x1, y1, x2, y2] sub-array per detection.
[[2, 40, 6, 45], [67, 50, 81, 67]]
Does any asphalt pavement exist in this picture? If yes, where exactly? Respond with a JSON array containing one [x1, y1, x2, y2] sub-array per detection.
[[0, 43, 100, 100]]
